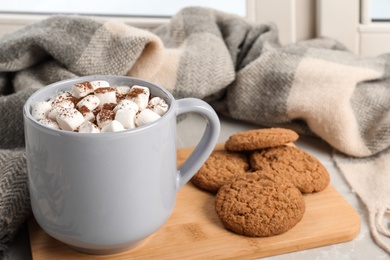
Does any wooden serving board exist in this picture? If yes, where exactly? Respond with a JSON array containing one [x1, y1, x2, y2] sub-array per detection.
[[29, 144, 360, 259]]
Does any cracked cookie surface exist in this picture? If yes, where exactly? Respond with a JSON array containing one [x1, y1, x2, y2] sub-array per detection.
[[215, 173, 305, 237], [249, 145, 330, 193]]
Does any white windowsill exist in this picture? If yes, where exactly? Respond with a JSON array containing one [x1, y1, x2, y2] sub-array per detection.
[[359, 22, 390, 33]]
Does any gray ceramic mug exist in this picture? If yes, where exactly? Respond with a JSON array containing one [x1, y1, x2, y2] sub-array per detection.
[[23, 75, 220, 254]]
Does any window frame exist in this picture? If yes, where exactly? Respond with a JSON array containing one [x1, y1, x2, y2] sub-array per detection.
[[317, 0, 390, 56]]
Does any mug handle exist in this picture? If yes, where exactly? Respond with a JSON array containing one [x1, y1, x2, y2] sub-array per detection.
[[175, 98, 220, 190]]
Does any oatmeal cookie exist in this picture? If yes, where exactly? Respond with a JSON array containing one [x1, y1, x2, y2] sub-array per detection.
[[249, 145, 330, 193], [215, 174, 305, 237], [225, 128, 299, 152], [191, 150, 249, 193]]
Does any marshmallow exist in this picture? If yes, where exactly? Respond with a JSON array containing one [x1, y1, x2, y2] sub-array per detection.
[[96, 109, 115, 129], [90, 80, 110, 90], [102, 103, 117, 111], [49, 96, 75, 121], [78, 121, 100, 133], [113, 99, 139, 113], [94, 87, 117, 108], [115, 109, 136, 129], [31, 101, 52, 120], [48, 106, 70, 120], [37, 118, 60, 129], [116, 86, 131, 95], [56, 108, 85, 131], [126, 85, 150, 110], [135, 109, 161, 127], [76, 95, 100, 111], [101, 120, 125, 132], [80, 109, 95, 122], [51, 97, 74, 110], [32, 80, 170, 133], [148, 97, 169, 116], [49, 91, 73, 103], [72, 81, 94, 99]]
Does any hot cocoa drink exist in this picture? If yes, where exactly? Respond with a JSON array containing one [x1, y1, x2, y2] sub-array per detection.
[[31, 80, 169, 133], [24, 75, 220, 254]]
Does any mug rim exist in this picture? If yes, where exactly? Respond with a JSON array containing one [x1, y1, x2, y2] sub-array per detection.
[[23, 75, 176, 137]]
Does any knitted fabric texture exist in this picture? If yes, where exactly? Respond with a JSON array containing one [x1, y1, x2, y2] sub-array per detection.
[[0, 7, 389, 253]]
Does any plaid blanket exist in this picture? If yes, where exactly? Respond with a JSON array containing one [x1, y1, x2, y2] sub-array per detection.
[[0, 7, 389, 254]]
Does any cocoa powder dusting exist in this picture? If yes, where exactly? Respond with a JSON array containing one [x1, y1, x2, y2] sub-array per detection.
[[126, 88, 145, 99], [38, 80, 169, 132], [116, 93, 125, 102], [95, 87, 115, 94], [98, 109, 115, 122], [74, 81, 94, 93], [102, 103, 116, 111], [78, 105, 90, 115], [92, 108, 99, 116], [82, 81, 93, 90], [52, 94, 76, 106], [69, 96, 80, 106]]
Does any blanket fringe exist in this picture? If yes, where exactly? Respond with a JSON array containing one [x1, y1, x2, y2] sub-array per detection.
[[370, 209, 390, 254]]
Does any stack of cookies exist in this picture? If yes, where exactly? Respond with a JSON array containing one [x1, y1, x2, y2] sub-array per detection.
[[191, 128, 330, 237]]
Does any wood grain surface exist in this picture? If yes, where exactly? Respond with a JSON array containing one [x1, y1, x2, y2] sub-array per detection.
[[29, 143, 360, 259]]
